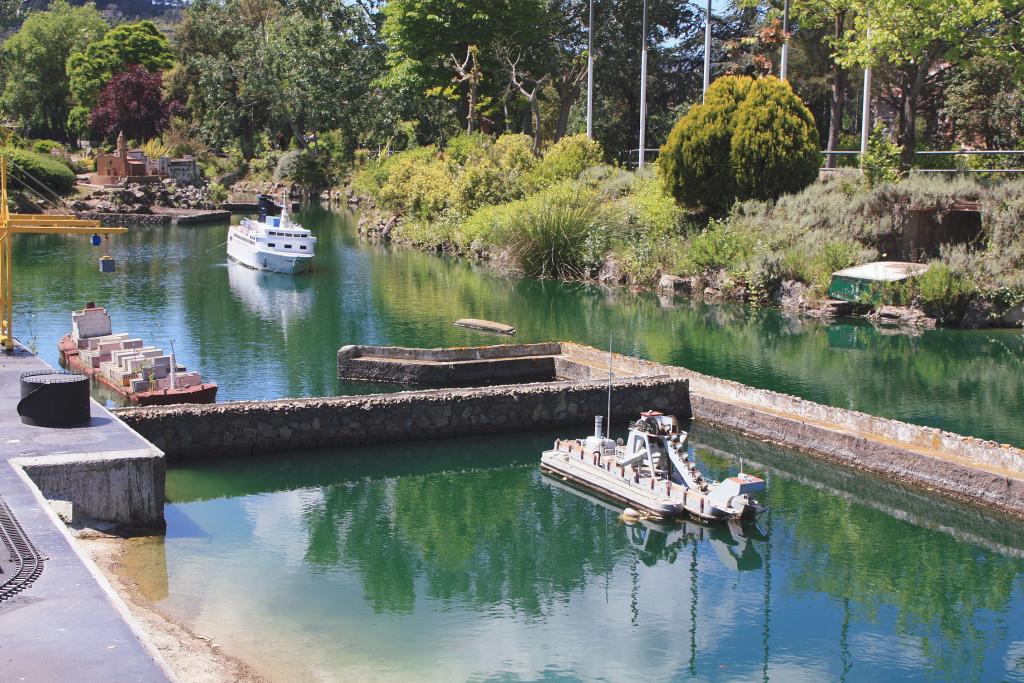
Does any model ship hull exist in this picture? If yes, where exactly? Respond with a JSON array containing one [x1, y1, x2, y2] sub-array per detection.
[[541, 412, 766, 523], [226, 233, 312, 274], [60, 336, 217, 406], [542, 446, 738, 522]]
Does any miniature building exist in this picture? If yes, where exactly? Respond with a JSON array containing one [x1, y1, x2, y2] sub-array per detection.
[[88, 131, 199, 186]]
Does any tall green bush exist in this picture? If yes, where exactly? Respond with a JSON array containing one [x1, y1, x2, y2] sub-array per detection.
[[657, 76, 753, 213], [657, 75, 819, 213], [730, 78, 820, 202]]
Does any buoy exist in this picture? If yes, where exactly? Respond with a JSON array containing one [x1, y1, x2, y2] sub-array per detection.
[[620, 507, 641, 523], [90, 234, 101, 246]]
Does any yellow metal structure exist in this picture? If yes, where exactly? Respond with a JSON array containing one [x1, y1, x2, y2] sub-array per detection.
[[0, 155, 127, 351]]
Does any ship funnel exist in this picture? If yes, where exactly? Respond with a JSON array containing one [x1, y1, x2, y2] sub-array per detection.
[[594, 415, 604, 438]]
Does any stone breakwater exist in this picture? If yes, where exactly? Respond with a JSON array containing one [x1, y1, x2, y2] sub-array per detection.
[[117, 340, 1024, 519], [115, 376, 691, 460]]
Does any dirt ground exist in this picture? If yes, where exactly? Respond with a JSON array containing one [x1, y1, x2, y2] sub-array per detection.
[[74, 529, 268, 683]]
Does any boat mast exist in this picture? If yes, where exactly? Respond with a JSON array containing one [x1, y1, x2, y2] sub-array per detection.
[[169, 338, 178, 390], [606, 332, 613, 438]]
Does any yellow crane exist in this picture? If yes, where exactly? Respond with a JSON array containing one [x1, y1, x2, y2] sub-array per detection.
[[0, 155, 127, 352]]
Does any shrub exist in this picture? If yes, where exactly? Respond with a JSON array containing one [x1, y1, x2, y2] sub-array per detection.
[[289, 150, 337, 190], [206, 182, 228, 203], [658, 75, 819, 213], [678, 218, 755, 275], [915, 263, 974, 307], [493, 133, 537, 179], [30, 139, 65, 155], [444, 132, 490, 165], [1, 146, 76, 195], [274, 150, 303, 181], [862, 123, 901, 188], [459, 181, 611, 278], [657, 76, 754, 213], [376, 146, 452, 220], [731, 77, 820, 202], [451, 157, 509, 215], [527, 134, 603, 189], [617, 176, 684, 240]]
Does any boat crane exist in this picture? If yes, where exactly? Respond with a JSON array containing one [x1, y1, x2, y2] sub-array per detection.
[[0, 155, 127, 352]]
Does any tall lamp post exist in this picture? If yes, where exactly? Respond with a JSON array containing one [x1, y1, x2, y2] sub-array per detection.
[[586, 0, 595, 139], [638, 0, 649, 169]]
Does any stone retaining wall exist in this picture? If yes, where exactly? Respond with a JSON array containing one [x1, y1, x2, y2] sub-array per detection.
[[116, 376, 691, 460], [559, 341, 1024, 518], [561, 342, 1024, 474], [338, 343, 562, 385]]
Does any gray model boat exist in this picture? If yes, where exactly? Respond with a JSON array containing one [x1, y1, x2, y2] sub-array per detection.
[[540, 411, 766, 522]]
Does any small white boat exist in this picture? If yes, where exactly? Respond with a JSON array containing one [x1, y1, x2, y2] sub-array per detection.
[[540, 411, 766, 522], [227, 195, 316, 273]]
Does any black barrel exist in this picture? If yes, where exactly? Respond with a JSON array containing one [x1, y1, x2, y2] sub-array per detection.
[[17, 370, 91, 427]]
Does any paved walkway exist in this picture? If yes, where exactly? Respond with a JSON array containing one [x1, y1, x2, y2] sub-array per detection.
[[0, 346, 170, 681]]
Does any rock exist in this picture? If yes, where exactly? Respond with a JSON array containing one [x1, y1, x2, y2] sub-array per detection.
[[775, 280, 811, 312], [596, 255, 625, 285], [960, 299, 995, 328], [657, 273, 692, 296], [868, 305, 937, 329], [1001, 304, 1024, 327]]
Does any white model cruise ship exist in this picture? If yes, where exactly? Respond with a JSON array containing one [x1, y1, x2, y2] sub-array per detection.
[[227, 195, 316, 274]]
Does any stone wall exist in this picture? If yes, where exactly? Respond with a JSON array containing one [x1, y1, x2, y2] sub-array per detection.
[[116, 376, 691, 460], [560, 342, 1024, 474], [338, 343, 563, 386], [560, 341, 1024, 517]]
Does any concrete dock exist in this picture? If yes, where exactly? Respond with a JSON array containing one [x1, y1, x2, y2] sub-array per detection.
[[0, 345, 170, 681]]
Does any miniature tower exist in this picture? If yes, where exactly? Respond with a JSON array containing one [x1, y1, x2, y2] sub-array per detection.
[[116, 130, 126, 160]]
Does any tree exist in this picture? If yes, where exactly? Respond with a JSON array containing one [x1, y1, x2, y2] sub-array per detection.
[[381, 0, 547, 134], [89, 65, 175, 142], [944, 56, 1024, 149], [0, 1, 107, 142], [67, 20, 173, 116], [738, 0, 859, 168], [835, 0, 1021, 165]]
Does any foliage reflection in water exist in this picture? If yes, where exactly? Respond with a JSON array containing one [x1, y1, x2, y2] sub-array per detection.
[[133, 426, 1024, 682], [9, 204, 1024, 445]]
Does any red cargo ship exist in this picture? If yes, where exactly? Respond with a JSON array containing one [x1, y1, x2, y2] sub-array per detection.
[[58, 303, 217, 406]]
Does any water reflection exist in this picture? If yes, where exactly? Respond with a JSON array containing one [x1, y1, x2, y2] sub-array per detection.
[[149, 427, 1024, 681], [226, 260, 314, 329], [542, 475, 766, 570]]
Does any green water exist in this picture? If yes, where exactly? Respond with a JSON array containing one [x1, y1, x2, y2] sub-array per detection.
[[12, 204, 1024, 444], [12, 205, 1024, 680], [146, 425, 1024, 681]]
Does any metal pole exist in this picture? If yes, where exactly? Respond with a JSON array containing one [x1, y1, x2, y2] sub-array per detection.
[[638, 0, 648, 169], [780, 0, 790, 81], [859, 20, 872, 168], [702, 0, 712, 101], [859, 66, 872, 166], [586, 0, 595, 139], [606, 333, 613, 438]]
